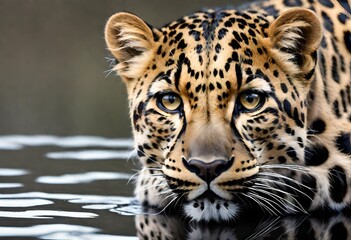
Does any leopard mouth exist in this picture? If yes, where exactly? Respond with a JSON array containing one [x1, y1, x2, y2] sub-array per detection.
[[195, 189, 224, 201], [182, 192, 241, 221]]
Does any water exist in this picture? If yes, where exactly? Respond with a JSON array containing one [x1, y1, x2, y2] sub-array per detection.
[[0, 135, 350, 239], [0, 135, 137, 239]]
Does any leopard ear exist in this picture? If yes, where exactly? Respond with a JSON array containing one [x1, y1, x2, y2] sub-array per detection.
[[104, 12, 161, 81], [268, 8, 323, 79]]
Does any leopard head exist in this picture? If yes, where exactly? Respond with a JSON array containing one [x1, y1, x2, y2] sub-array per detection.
[[105, 8, 322, 221]]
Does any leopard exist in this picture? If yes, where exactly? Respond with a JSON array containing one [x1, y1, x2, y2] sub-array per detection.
[[105, 0, 351, 222]]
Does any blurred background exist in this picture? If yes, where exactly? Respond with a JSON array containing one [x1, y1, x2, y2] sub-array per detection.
[[0, 0, 244, 138]]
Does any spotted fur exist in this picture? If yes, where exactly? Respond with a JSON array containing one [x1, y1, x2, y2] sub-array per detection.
[[105, 0, 351, 221]]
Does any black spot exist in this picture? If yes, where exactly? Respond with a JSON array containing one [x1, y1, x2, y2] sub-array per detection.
[[233, 31, 242, 42], [340, 90, 348, 112], [248, 29, 256, 37], [283, 99, 292, 117], [331, 56, 340, 83], [240, 33, 249, 44], [318, 0, 334, 7], [218, 28, 228, 40], [213, 69, 218, 77], [245, 49, 253, 57], [195, 84, 202, 93], [319, 52, 327, 78], [224, 20, 233, 27], [280, 83, 288, 93], [283, 0, 302, 6], [343, 31, 351, 54], [232, 52, 239, 62], [196, 44, 203, 54], [335, 132, 351, 154], [174, 32, 183, 42], [215, 43, 221, 53], [328, 165, 347, 203], [235, 64, 242, 89], [330, 222, 348, 240], [229, 39, 241, 50], [225, 81, 231, 89], [286, 147, 297, 161], [156, 46, 162, 55], [209, 83, 215, 91], [225, 63, 230, 72], [308, 118, 326, 134], [177, 39, 187, 50], [333, 100, 342, 118], [338, 13, 349, 24], [219, 70, 224, 78], [322, 11, 334, 33], [278, 156, 286, 163], [304, 144, 329, 166], [273, 70, 279, 77]]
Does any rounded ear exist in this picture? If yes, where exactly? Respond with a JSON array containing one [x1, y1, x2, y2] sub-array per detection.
[[268, 8, 323, 78], [104, 12, 161, 80]]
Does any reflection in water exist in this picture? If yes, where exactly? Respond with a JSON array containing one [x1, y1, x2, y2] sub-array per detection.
[[133, 210, 351, 239], [0, 224, 138, 240]]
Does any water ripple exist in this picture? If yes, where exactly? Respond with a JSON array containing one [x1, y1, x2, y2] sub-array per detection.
[[0, 199, 53, 207], [0, 210, 98, 219], [36, 171, 133, 184], [0, 183, 23, 188], [0, 135, 134, 150], [0, 192, 134, 205], [0, 168, 29, 176], [46, 150, 134, 160]]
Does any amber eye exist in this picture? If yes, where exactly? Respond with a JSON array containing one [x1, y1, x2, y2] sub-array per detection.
[[157, 92, 182, 113], [238, 91, 265, 111]]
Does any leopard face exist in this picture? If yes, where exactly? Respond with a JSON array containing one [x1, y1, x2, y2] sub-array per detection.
[[105, 0, 351, 221]]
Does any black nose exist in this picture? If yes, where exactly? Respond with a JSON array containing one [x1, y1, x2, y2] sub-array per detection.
[[182, 158, 234, 184]]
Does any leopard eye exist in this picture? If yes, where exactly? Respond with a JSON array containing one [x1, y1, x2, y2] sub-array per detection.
[[238, 91, 265, 111], [157, 92, 182, 113]]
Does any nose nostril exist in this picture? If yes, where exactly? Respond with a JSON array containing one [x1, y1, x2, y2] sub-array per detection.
[[182, 157, 201, 175], [215, 157, 234, 175], [182, 157, 234, 183]]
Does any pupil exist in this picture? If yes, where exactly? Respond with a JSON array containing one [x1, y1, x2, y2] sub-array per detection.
[[247, 94, 257, 103], [168, 95, 175, 104]]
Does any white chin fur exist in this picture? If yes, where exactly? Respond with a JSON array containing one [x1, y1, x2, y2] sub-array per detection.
[[183, 199, 239, 222]]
